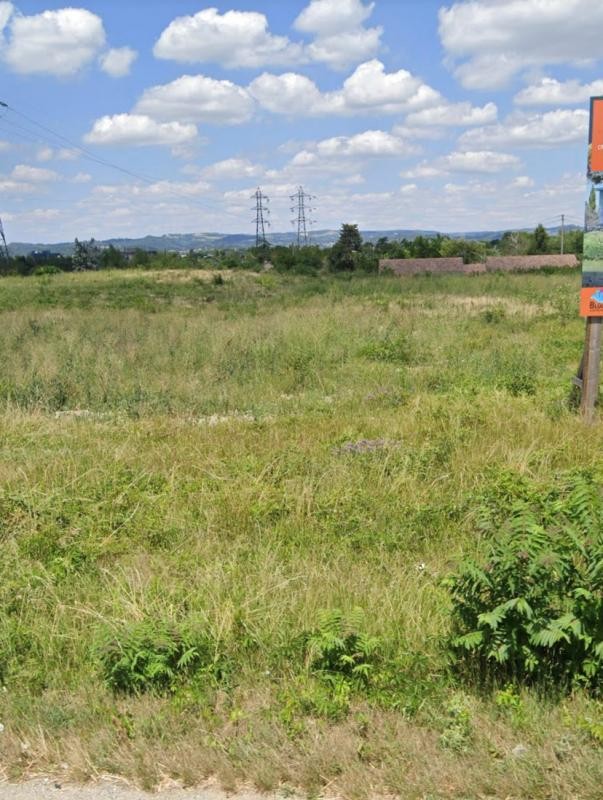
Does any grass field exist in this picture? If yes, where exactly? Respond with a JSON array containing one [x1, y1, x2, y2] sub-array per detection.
[[0, 267, 602, 799]]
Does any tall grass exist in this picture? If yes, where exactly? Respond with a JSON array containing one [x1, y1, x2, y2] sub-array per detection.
[[0, 267, 601, 799]]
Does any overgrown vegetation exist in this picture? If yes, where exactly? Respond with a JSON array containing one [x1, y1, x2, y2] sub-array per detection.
[[449, 470, 603, 691], [0, 267, 601, 799]]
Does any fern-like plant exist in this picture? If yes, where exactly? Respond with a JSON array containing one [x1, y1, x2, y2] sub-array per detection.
[[447, 470, 603, 692], [305, 608, 381, 687], [97, 620, 212, 695]]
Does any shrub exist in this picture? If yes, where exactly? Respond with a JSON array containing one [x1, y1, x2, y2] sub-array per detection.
[[97, 620, 213, 695], [447, 471, 603, 692], [305, 608, 381, 687]]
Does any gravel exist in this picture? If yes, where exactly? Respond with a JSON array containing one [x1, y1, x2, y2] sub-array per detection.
[[0, 780, 274, 800]]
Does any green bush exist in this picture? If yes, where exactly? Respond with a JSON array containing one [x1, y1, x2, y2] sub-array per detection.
[[447, 471, 603, 692], [304, 608, 381, 686], [97, 620, 213, 695]]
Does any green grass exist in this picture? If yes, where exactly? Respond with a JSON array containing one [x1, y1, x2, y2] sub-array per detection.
[[0, 267, 601, 798]]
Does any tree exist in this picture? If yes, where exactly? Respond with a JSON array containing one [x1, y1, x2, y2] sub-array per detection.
[[531, 224, 550, 254], [73, 238, 100, 271], [328, 223, 363, 271], [100, 245, 126, 270]]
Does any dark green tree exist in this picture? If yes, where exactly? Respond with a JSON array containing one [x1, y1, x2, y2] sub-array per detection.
[[328, 223, 363, 271], [532, 224, 550, 254], [72, 238, 100, 271]]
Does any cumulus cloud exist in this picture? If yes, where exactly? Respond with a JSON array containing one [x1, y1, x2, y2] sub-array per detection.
[[200, 158, 264, 180], [439, 150, 521, 174], [294, 0, 382, 69], [84, 114, 198, 147], [459, 109, 589, 149], [405, 101, 498, 127], [153, 1, 381, 71], [289, 130, 418, 170], [511, 175, 535, 188], [439, 0, 603, 89], [153, 7, 304, 69], [0, 5, 106, 76], [249, 60, 471, 118], [135, 75, 254, 125], [515, 77, 603, 107], [11, 163, 59, 181], [99, 46, 137, 77], [402, 150, 520, 178]]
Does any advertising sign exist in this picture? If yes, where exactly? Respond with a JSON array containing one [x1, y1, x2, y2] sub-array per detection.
[[581, 96, 603, 317]]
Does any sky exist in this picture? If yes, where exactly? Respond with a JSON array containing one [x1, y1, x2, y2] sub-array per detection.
[[0, 0, 600, 243]]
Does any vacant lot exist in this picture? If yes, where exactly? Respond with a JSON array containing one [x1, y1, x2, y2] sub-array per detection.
[[0, 267, 601, 799]]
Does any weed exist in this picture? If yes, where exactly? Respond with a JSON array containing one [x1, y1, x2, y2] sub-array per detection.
[[448, 471, 603, 692], [97, 621, 214, 695]]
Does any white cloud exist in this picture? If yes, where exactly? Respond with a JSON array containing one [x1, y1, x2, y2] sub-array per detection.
[[73, 171, 92, 183], [84, 114, 198, 147], [402, 150, 521, 178], [515, 77, 603, 107], [1, 6, 106, 76], [294, 0, 382, 69], [400, 164, 443, 179], [400, 183, 418, 193], [200, 158, 264, 180], [135, 74, 254, 125], [439, 150, 521, 174], [153, 1, 381, 71], [36, 146, 80, 162], [11, 163, 59, 181], [459, 109, 589, 149], [315, 130, 417, 158], [249, 71, 340, 115], [153, 7, 304, 69], [249, 60, 446, 117], [439, 0, 603, 89], [36, 146, 54, 162], [511, 175, 535, 188], [340, 59, 440, 113], [304, 27, 382, 71], [0, 179, 36, 193], [294, 0, 374, 35], [99, 46, 137, 78], [405, 101, 497, 127]]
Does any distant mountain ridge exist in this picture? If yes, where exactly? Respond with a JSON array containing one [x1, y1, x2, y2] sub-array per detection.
[[8, 225, 578, 257]]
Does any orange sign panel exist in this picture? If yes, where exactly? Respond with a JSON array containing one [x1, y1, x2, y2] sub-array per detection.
[[591, 97, 603, 173], [580, 287, 603, 317]]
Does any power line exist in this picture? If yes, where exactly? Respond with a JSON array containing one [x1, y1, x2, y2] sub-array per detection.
[[252, 187, 270, 248], [290, 185, 315, 246], [0, 99, 245, 222]]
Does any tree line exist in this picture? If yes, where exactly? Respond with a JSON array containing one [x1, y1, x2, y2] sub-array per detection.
[[0, 223, 583, 277]]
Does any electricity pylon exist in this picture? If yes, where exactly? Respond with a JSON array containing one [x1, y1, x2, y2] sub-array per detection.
[[0, 216, 9, 261], [290, 186, 315, 246], [252, 187, 270, 247]]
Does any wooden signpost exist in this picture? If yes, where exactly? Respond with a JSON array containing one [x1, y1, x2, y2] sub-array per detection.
[[577, 96, 603, 422]]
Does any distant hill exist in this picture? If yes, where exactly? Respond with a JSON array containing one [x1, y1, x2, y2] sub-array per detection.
[[8, 225, 578, 257]]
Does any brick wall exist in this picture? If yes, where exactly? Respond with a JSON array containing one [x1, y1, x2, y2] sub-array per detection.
[[379, 257, 484, 275], [379, 253, 579, 276], [485, 254, 579, 271]]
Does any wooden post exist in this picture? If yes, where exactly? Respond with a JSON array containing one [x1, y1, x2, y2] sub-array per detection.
[[580, 317, 602, 422]]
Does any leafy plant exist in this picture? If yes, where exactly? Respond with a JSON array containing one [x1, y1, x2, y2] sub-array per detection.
[[97, 620, 213, 695], [448, 471, 603, 692], [304, 608, 381, 687]]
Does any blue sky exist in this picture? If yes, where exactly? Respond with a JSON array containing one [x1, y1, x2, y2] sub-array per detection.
[[0, 0, 600, 242]]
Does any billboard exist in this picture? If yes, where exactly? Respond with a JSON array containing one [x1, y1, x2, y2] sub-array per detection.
[[580, 96, 603, 316]]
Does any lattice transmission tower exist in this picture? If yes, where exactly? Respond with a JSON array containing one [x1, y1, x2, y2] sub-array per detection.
[[290, 186, 316, 246], [252, 187, 270, 247], [0, 216, 9, 262]]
